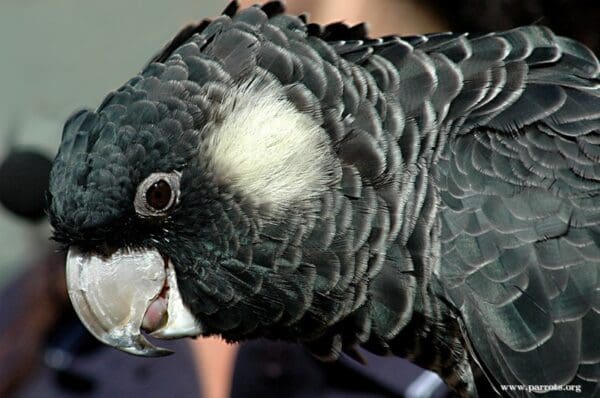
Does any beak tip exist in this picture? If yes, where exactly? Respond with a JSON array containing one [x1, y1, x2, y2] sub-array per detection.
[[119, 342, 174, 357]]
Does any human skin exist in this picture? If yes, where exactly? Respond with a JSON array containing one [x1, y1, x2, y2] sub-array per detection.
[[190, 336, 239, 398], [240, 0, 449, 36]]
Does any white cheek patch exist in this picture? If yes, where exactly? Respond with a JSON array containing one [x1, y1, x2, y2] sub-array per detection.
[[203, 80, 337, 215]]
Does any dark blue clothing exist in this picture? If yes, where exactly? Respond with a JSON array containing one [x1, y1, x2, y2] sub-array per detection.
[[2, 268, 449, 398]]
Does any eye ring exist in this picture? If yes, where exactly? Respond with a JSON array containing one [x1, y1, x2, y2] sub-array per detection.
[[134, 171, 181, 217]]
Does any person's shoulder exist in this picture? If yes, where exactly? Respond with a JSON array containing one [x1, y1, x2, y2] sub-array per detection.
[[231, 340, 450, 398]]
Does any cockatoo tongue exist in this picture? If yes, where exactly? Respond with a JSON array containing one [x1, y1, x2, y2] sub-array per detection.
[[142, 294, 168, 331]]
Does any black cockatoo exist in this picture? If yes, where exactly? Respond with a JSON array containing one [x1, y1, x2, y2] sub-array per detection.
[[48, 2, 600, 396]]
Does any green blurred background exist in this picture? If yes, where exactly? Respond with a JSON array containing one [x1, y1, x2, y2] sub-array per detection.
[[0, 0, 224, 286]]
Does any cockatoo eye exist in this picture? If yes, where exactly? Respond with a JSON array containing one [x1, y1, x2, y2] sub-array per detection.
[[135, 171, 181, 217], [146, 180, 172, 210]]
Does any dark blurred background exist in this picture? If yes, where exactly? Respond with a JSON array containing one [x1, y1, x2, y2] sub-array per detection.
[[429, 0, 599, 54]]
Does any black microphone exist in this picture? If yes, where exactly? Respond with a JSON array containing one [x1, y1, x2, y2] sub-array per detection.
[[0, 149, 52, 222]]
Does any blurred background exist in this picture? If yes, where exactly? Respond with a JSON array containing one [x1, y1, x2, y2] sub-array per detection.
[[0, 1, 598, 398]]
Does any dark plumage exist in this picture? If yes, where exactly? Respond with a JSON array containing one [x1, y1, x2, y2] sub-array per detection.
[[49, 2, 600, 397]]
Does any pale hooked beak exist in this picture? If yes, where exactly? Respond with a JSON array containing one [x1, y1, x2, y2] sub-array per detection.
[[66, 247, 202, 357]]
